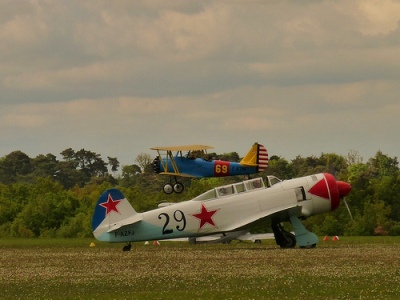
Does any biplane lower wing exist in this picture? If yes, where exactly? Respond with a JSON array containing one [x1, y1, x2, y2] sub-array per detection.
[[158, 171, 196, 178]]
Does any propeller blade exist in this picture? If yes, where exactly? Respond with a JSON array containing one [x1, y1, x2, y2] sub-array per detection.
[[342, 198, 353, 220]]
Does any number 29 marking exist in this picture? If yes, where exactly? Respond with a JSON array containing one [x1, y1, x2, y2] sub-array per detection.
[[158, 210, 187, 235]]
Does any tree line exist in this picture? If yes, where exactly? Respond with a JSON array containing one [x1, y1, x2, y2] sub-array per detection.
[[0, 148, 399, 238]]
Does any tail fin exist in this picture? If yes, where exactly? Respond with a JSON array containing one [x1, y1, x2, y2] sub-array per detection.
[[92, 189, 137, 238], [240, 143, 269, 172]]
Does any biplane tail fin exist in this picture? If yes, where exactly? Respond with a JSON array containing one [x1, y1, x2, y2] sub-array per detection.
[[240, 143, 269, 172], [92, 189, 138, 234]]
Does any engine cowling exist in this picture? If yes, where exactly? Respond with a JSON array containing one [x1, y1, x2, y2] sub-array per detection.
[[152, 157, 161, 173]]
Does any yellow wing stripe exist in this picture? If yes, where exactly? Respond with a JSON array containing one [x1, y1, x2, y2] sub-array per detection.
[[151, 145, 214, 151], [159, 172, 196, 178]]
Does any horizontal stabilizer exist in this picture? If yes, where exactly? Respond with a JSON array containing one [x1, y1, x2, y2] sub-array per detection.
[[107, 214, 143, 232]]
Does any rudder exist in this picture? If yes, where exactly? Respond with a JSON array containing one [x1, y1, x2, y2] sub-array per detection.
[[92, 188, 137, 233], [257, 143, 269, 172], [240, 142, 269, 172]]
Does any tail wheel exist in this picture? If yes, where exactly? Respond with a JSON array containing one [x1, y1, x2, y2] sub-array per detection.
[[173, 183, 184, 194], [163, 183, 174, 194], [122, 243, 132, 252]]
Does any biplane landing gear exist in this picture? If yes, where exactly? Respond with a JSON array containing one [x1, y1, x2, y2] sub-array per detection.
[[122, 242, 132, 252], [163, 178, 184, 194], [271, 222, 296, 249], [173, 182, 184, 193], [163, 183, 174, 194]]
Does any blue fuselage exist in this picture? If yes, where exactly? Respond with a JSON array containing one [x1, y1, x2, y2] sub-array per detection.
[[159, 157, 258, 177]]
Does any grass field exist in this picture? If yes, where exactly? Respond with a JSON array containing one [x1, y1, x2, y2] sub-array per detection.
[[1, 237, 400, 299]]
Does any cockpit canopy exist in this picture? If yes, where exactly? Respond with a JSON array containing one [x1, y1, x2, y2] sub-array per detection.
[[193, 177, 266, 201], [266, 175, 282, 187]]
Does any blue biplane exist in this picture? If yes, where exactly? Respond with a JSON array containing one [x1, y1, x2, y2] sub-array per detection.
[[151, 143, 268, 194]]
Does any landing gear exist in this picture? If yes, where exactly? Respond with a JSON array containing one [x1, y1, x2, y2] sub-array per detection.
[[300, 244, 316, 249], [163, 178, 184, 194], [271, 222, 296, 248], [163, 183, 173, 194], [173, 182, 184, 194], [122, 242, 132, 252], [289, 214, 318, 248], [271, 213, 319, 249]]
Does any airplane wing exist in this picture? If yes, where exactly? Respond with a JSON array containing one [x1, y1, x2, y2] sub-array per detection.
[[166, 231, 277, 244], [151, 145, 214, 152], [221, 189, 301, 232], [157, 171, 196, 177], [236, 232, 275, 241]]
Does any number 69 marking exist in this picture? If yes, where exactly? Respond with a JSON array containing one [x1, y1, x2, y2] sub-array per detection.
[[214, 161, 230, 176]]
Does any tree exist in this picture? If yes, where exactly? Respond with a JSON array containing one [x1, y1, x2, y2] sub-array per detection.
[[367, 151, 399, 178], [135, 153, 153, 173], [107, 156, 120, 173], [346, 150, 363, 165], [55, 161, 81, 189], [348, 199, 392, 236], [264, 156, 292, 179], [216, 152, 240, 162], [31, 153, 58, 178], [74, 148, 108, 181], [60, 148, 76, 162], [0, 151, 32, 184]]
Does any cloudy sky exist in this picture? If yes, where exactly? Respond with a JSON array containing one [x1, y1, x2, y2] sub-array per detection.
[[1, 0, 400, 168]]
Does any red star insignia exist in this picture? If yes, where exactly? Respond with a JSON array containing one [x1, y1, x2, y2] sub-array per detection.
[[99, 193, 122, 216], [191, 204, 219, 230]]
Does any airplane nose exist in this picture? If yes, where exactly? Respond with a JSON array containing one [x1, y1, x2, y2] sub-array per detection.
[[152, 157, 161, 173], [337, 181, 351, 198]]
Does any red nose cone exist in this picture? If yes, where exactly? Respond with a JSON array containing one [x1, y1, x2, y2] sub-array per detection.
[[337, 181, 351, 198]]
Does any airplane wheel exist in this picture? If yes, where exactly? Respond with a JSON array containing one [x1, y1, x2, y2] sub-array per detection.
[[122, 243, 131, 251], [279, 233, 296, 248], [173, 183, 184, 194], [300, 244, 316, 249], [163, 183, 174, 194]]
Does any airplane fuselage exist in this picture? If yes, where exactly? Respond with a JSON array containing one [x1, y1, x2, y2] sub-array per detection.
[[157, 157, 258, 177], [93, 173, 348, 244]]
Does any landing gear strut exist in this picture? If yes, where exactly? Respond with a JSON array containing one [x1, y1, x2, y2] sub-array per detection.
[[271, 222, 296, 248], [271, 213, 319, 249]]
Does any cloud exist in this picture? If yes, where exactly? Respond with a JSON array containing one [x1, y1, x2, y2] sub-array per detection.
[[0, 1, 399, 164], [357, 0, 400, 35]]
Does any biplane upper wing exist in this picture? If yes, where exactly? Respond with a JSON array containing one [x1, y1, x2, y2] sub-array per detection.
[[150, 145, 214, 152]]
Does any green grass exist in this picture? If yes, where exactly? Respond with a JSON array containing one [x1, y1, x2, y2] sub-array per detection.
[[1, 237, 400, 299]]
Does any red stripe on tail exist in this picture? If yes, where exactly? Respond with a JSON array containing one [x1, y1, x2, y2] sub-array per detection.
[[257, 144, 268, 171]]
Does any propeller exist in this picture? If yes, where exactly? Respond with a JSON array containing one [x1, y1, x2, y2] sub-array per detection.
[[337, 180, 353, 220], [327, 157, 353, 221], [342, 197, 353, 220]]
